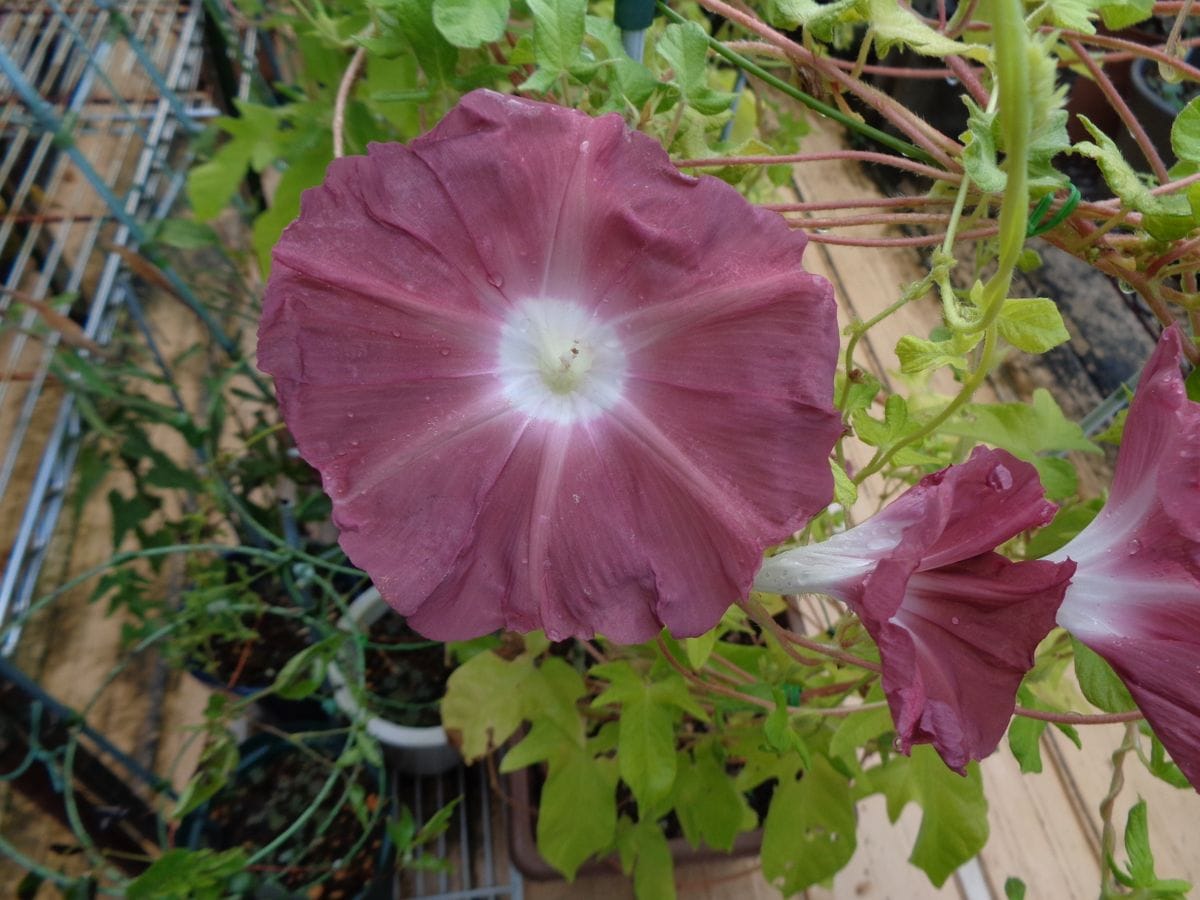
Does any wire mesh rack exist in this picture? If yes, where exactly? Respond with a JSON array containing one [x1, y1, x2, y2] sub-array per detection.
[[1, 5, 530, 898], [0, 0, 216, 653], [398, 764, 525, 900]]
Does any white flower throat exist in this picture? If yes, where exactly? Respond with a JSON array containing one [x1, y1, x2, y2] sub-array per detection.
[[539, 336, 591, 394], [498, 298, 627, 424]]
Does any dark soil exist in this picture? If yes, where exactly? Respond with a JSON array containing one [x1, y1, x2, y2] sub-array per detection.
[[190, 551, 368, 691], [361, 614, 449, 728], [198, 742, 387, 898], [193, 607, 317, 691]]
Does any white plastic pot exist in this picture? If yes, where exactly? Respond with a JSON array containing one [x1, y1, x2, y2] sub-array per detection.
[[328, 588, 461, 776]]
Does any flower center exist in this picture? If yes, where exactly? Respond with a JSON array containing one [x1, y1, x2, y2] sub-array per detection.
[[539, 336, 593, 394], [497, 299, 626, 424]]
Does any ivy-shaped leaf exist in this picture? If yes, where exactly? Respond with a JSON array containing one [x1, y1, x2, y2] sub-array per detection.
[[761, 755, 858, 893], [127, 848, 248, 899], [1172, 96, 1200, 166], [1072, 116, 1197, 240], [656, 22, 736, 116], [996, 297, 1071, 354], [628, 818, 676, 900], [865, 746, 989, 887], [1098, 0, 1154, 29], [375, 0, 459, 85], [432, 0, 509, 48], [829, 703, 895, 763], [187, 102, 281, 221], [864, 0, 989, 61], [1071, 637, 1137, 713], [830, 458, 858, 509], [1045, 0, 1099, 33], [896, 335, 969, 376], [522, 0, 586, 92], [672, 742, 756, 851], [941, 388, 1099, 459], [1007, 713, 1047, 774], [592, 661, 704, 814], [538, 748, 618, 879], [441, 651, 537, 760], [1109, 799, 1193, 895], [768, 0, 860, 41]]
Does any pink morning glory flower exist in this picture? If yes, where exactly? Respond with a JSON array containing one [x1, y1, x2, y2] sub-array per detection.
[[1048, 325, 1200, 790], [258, 90, 842, 643], [756, 448, 1075, 772]]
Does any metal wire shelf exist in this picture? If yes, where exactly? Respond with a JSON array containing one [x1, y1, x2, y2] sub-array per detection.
[[0, 6, 527, 897], [398, 764, 524, 900], [0, 0, 212, 653]]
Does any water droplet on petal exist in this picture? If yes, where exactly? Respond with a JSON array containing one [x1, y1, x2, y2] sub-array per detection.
[[1128, 538, 1142, 556], [986, 464, 1013, 491], [579, 139, 590, 153], [951, 616, 961, 625], [438, 346, 451, 357], [487, 272, 504, 288]]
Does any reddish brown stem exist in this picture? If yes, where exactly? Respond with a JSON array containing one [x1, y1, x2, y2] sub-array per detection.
[[761, 195, 956, 212], [691, 0, 963, 168], [1066, 30, 1200, 82], [803, 225, 999, 247], [740, 597, 883, 673], [1066, 36, 1170, 184], [1147, 234, 1200, 277], [782, 211, 954, 228], [674, 150, 959, 183], [944, 55, 990, 107], [1014, 705, 1143, 725]]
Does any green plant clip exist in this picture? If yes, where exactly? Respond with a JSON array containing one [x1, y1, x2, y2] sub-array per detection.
[[1026, 183, 1081, 238]]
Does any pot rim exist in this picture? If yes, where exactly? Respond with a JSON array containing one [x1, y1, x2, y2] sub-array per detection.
[[327, 587, 451, 748]]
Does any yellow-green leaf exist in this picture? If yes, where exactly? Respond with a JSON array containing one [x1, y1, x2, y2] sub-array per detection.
[[997, 297, 1071, 353]]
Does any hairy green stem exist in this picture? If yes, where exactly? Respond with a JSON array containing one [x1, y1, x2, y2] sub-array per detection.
[[1098, 722, 1137, 895], [854, 0, 1032, 484]]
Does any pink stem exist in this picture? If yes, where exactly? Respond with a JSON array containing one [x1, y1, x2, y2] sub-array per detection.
[[944, 55, 990, 107], [1148, 234, 1200, 277], [761, 195, 956, 211], [674, 150, 960, 182], [1066, 36, 1170, 184], [1014, 706, 1143, 725], [690, 0, 963, 168], [782, 211, 953, 228], [1062, 30, 1200, 82], [802, 225, 999, 247]]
